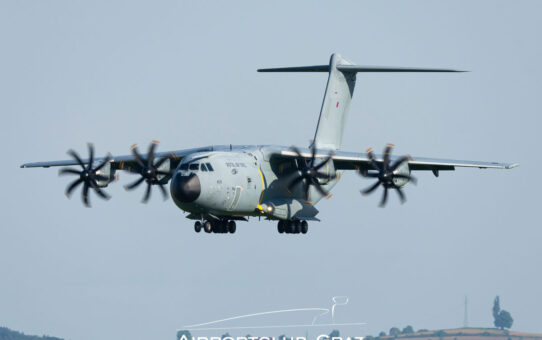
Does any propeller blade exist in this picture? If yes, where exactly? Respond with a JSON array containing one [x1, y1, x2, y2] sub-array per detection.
[[131, 145, 145, 168], [94, 154, 112, 171], [314, 154, 333, 171], [59, 168, 81, 176], [290, 146, 309, 168], [82, 182, 90, 207], [309, 145, 316, 167], [67, 150, 86, 169], [90, 180, 110, 200], [287, 175, 304, 191], [156, 170, 172, 176], [395, 187, 406, 204], [383, 144, 393, 171], [142, 182, 152, 203], [366, 148, 381, 172], [290, 146, 303, 158], [379, 187, 389, 207], [147, 141, 158, 167], [303, 178, 310, 200], [390, 156, 410, 171], [154, 155, 169, 168], [361, 180, 381, 195], [87, 143, 94, 171], [125, 177, 145, 190], [158, 184, 168, 200], [311, 179, 329, 197], [360, 171, 379, 178], [65, 178, 83, 197]]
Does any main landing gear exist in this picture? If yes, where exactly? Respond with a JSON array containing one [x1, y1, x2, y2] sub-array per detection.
[[194, 220, 236, 234], [277, 220, 309, 234]]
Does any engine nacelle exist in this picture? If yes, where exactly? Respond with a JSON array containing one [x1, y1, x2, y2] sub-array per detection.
[[156, 158, 172, 183], [94, 162, 116, 187], [392, 160, 411, 187]]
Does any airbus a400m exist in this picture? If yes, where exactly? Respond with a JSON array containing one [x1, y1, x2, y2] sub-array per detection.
[[21, 54, 517, 235]]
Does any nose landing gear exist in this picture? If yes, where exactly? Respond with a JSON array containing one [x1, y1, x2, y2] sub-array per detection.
[[194, 220, 237, 234], [277, 220, 309, 234]]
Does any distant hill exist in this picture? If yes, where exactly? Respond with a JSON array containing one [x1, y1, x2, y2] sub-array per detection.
[[0, 327, 63, 340], [375, 328, 542, 340]]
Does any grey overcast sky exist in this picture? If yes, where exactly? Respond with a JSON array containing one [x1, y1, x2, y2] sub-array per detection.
[[1, 1, 540, 340]]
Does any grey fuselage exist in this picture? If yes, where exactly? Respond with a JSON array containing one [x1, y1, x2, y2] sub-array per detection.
[[169, 146, 338, 221]]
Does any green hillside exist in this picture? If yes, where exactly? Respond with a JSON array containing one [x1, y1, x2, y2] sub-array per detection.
[[0, 327, 63, 340]]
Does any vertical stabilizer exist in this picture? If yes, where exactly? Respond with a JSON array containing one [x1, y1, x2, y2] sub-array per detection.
[[258, 54, 464, 150], [313, 54, 356, 150]]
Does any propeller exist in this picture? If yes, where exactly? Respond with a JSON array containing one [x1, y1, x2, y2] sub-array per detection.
[[59, 143, 112, 207], [287, 145, 335, 201], [124, 140, 172, 203], [359, 143, 417, 207]]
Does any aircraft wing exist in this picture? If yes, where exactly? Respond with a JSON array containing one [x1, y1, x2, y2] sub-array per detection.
[[20, 146, 214, 170], [277, 148, 518, 173]]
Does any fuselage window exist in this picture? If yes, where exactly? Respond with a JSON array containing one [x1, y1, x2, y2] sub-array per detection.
[[206, 163, 214, 171], [189, 163, 199, 171], [201, 163, 208, 171], [180, 164, 189, 171]]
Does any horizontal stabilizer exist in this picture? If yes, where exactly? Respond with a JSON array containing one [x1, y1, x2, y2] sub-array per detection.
[[257, 65, 465, 73], [257, 65, 329, 72], [336, 65, 466, 73]]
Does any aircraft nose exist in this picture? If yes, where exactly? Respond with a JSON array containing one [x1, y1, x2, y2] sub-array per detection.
[[171, 172, 201, 203]]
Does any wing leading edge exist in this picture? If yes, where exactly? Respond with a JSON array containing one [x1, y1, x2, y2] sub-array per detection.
[[277, 148, 518, 172], [20, 146, 214, 169]]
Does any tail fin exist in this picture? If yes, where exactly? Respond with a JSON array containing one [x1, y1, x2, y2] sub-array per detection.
[[258, 53, 465, 150]]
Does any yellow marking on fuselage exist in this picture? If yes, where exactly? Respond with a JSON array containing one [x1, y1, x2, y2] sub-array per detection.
[[258, 168, 265, 205]]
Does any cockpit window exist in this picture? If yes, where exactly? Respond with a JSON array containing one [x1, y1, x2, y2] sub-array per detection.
[[201, 163, 208, 172], [180, 164, 188, 171], [189, 163, 199, 171], [206, 163, 214, 171]]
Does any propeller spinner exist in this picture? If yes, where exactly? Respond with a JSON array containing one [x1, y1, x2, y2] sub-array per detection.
[[287, 145, 335, 201], [359, 144, 417, 207], [124, 140, 172, 203], [59, 143, 112, 207]]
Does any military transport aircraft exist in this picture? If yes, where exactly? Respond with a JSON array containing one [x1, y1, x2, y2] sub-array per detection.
[[21, 54, 517, 235]]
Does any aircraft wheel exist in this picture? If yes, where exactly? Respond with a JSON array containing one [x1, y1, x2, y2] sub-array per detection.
[[293, 220, 301, 234], [301, 220, 308, 234], [203, 220, 212, 233], [194, 221, 202, 233], [227, 220, 236, 233], [277, 220, 285, 233], [285, 220, 293, 234], [220, 220, 228, 233], [211, 221, 220, 233]]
